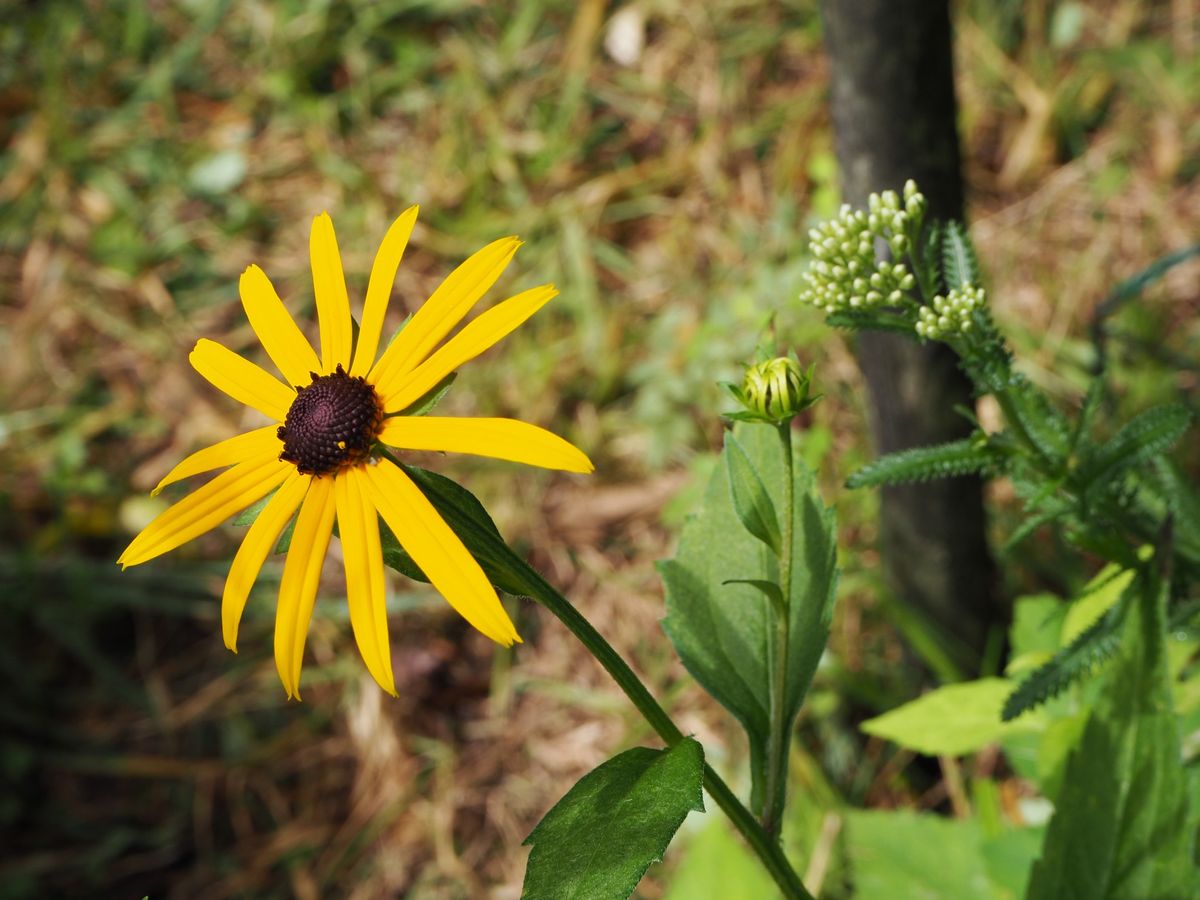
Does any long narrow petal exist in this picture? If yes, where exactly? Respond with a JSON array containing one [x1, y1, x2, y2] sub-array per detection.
[[239, 265, 321, 386], [350, 206, 419, 378], [377, 284, 557, 413], [222, 470, 311, 652], [368, 236, 521, 392], [363, 459, 519, 646], [310, 212, 353, 374], [152, 426, 281, 496], [379, 417, 593, 473], [118, 454, 291, 568], [336, 468, 397, 695], [274, 475, 337, 700], [190, 339, 295, 421]]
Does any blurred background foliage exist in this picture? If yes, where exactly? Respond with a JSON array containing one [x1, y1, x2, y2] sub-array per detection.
[[0, 0, 1196, 896]]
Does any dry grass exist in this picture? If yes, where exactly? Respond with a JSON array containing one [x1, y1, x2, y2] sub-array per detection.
[[1, 0, 1196, 897]]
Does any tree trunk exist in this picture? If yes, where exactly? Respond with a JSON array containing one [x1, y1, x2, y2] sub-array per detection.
[[818, 0, 1002, 669]]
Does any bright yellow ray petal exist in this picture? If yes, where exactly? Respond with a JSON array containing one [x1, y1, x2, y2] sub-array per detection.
[[368, 236, 521, 392], [336, 468, 397, 695], [239, 265, 321, 386], [152, 425, 281, 496], [118, 454, 291, 568], [222, 471, 311, 652], [379, 417, 593, 473], [363, 459, 519, 646], [310, 212, 353, 374], [378, 284, 557, 413], [350, 206, 419, 378], [273, 475, 337, 700], [190, 339, 296, 421]]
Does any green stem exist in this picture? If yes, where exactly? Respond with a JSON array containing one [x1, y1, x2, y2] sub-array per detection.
[[512, 558, 813, 900], [761, 422, 795, 841]]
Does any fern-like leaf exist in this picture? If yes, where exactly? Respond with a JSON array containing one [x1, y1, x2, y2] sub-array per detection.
[[918, 218, 945, 299], [1002, 599, 1126, 721], [824, 309, 917, 337], [941, 220, 982, 289], [846, 438, 998, 489], [1007, 380, 1071, 465], [1077, 404, 1192, 490]]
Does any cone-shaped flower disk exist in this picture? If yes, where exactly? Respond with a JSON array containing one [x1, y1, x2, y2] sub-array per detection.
[[120, 209, 593, 698]]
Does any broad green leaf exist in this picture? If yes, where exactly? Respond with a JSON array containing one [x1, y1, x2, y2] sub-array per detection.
[[861, 679, 1042, 757], [724, 432, 782, 555], [845, 810, 996, 900], [1006, 593, 1065, 676], [1026, 558, 1197, 899], [660, 423, 837, 811], [663, 817, 778, 900], [522, 740, 705, 900]]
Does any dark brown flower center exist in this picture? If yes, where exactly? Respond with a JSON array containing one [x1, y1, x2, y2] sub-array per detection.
[[278, 365, 383, 476]]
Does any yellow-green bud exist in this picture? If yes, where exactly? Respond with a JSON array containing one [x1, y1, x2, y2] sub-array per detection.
[[742, 357, 814, 423]]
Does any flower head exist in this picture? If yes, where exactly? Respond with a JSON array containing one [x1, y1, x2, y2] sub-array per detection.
[[119, 208, 593, 699], [723, 354, 820, 425]]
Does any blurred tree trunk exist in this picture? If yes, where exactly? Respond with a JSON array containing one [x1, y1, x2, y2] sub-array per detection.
[[817, 0, 1002, 670]]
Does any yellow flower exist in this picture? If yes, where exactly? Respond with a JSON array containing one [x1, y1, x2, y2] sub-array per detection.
[[119, 208, 592, 699]]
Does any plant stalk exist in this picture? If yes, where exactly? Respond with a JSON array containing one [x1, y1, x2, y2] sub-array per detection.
[[512, 557, 813, 900], [761, 421, 796, 841]]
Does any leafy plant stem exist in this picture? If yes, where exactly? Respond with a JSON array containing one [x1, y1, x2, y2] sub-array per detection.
[[761, 421, 795, 842], [992, 384, 1051, 469], [512, 552, 812, 899]]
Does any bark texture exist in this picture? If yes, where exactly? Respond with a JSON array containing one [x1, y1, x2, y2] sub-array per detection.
[[818, 0, 1002, 666]]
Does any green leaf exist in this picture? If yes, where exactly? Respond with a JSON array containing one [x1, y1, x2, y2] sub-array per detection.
[[940, 219, 981, 290], [846, 438, 997, 489], [919, 218, 946, 298], [722, 578, 785, 614], [846, 810, 1018, 900], [1026, 557, 1197, 899], [824, 309, 918, 337], [660, 423, 837, 811], [1001, 600, 1124, 722], [233, 489, 275, 526], [861, 678, 1043, 757], [1076, 403, 1192, 491], [522, 740, 705, 900], [724, 432, 782, 555]]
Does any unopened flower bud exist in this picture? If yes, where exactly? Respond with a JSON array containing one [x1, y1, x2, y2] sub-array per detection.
[[741, 357, 817, 424]]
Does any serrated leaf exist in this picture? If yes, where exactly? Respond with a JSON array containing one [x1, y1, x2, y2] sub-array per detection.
[[1002, 599, 1125, 722], [861, 678, 1043, 756], [660, 424, 837, 812], [940, 219, 981, 290], [522, 740, 705, 900], [1026, 558, 1197, 899], [724, 432, 782, 555], [1077, 404, 1192, 490], [919, 218, 945, 298], [824, 309, 917, 337], [846, 438, 996, 489]]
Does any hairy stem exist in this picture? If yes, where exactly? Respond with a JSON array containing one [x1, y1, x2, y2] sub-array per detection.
[[761, 422, 796, 841]]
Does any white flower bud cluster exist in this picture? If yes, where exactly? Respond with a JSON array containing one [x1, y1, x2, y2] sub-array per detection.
[[799, 180, 925, 314], [915, 284, 987, 339]]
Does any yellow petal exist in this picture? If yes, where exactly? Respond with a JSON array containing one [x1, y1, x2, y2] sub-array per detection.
[[118, 454, 291, 568], [363, 459, 519, 646], [336, 468, 397, 695], [273, 475, 337, 700], [152, 425, 281, 496], [222, 471, 311, 652], [368, 236, 521, 393], [310, 212, 353, 374], [379, 417, 593, 473], [239, 265, 321, 386], [190, 339, 296, 421], [378, 284, 556, 413], [350, 206, 419, 378]]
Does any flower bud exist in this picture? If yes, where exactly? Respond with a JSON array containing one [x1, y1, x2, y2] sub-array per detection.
[[741, 357, 817, 424]]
